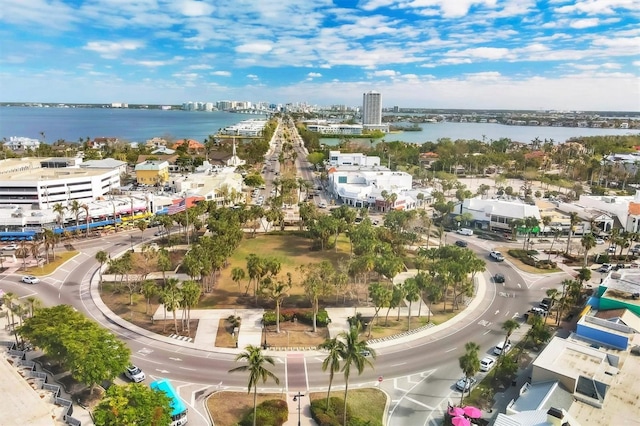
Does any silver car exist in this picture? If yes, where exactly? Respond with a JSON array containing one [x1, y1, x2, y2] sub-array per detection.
[[125, 365, 146, 382]]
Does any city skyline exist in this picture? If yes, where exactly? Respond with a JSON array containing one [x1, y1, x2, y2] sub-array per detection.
[[1, 0, 639, 111]]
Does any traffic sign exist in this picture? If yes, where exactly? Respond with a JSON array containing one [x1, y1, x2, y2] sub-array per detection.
[[378, 376, 383, 383]]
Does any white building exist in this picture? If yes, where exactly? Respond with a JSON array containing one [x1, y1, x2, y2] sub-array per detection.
[[4, 137, 40, 151], [0, 158, 120, 210], [327, 166, 414, 209], [362, 91, 382, 125], [306, 123, 363, 135], [172, 166, 244, 206], [219, 119, 267, 137], [328, 150, 380, 167], [456, 198, 541, 231], [574, 191, 640, 233]]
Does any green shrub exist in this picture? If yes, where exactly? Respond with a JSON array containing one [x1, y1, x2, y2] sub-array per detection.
[[263, 311, 284, 326], [310, 397, 350, 426], [300, 309, 331, 327], [239, 399, 288, 426]]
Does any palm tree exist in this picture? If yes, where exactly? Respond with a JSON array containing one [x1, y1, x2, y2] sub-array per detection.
[[163, 279, 181, 334], [546, 288, 560, 324], [566, 212, 580, 254], [53, 203, 66, 230], [136, 220, 148, 242], [581, 234, 596, 266], [319, 337, 343, 411], [95, 250, 108, 290], [141, 279, 157, 315], [228, 345, 280, 426], [339, 325, 375, 426], [181, 280, 201, 336], [495, 319, 520, 378], [458, 341, 480, 405], [404, 277, 421, 331], [82, 203, 90, 238], [69, 200, 82, 230], [231, 267, 247, 293]]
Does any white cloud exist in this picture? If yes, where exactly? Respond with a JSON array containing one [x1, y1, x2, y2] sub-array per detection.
[[212, 71, 232, 76], [570, 18, 600, 29], [177, 0, 215, 17], [236, 42, 274, 54], [246, 74, 259, 80], [83, 40, 143, 59], [372, 70, 398, 77], [307, 72, 322, 78]]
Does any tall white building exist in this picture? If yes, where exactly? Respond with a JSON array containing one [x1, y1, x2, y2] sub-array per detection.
[[362, 91, 382, 125]]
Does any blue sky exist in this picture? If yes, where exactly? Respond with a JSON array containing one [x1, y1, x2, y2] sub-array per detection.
[[1, 0, 639, 110]]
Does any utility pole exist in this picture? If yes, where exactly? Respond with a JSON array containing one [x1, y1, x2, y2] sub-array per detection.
[[292, 391, 305, 426]]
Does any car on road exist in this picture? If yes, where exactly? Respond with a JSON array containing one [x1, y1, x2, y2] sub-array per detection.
[[2, 243, 19, 250], [493, 273, 505, 283], [479, 357, 496, 372], [318, 202, 327, 208], [595, 238, 605, 245], [359, 350, 372, 357], [455, 376, 477, 391], [124, 365, 146, 382], [455, 240, 468, 247], [153, 230, 166, 237], [456, 228, 474, 236], [21, 275, 40, 284], [493, 341, 512, 356], [598, 264, 613, 273], [489, 250, 505, 262], [608, 246, 617, 254]]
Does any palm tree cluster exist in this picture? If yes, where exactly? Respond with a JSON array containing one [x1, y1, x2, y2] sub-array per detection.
[[1, 292, 42, 348], [319, 325, 376, 425]]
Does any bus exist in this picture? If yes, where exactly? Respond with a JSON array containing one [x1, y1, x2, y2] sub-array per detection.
[[150, 378, 188, 426]]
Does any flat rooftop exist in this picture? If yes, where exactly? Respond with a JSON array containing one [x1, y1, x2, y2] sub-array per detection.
[[601, 270, 640, 307]]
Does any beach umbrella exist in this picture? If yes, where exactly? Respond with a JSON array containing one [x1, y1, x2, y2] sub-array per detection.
[[451, 416, 471, 426], [448, 407, 465, 417], [463, 406, 482, 419]]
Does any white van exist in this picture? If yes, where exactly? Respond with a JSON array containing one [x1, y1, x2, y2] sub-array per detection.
[[457, 228, 474, 236], [493, 340, 512, 356]]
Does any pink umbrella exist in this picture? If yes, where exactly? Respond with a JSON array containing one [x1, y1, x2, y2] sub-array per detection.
[[448, 406, 465, 417], [451, 416, 471, 426], [463, 406, 482, 419]]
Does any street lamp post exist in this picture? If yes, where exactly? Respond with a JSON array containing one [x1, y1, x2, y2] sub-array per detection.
[[130, 235, 134, 252], [292, 391, 305, 426], [262, 323, 267, 349]]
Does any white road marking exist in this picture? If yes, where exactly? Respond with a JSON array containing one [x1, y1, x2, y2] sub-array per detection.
[[405, 396, 433, 409], [169, 357, 182, 361], [445, 347, 457, 353], [18, 292, 38, 299], [155, 368, 170, 374], [179, 366, 197, 371], [495, 310, 500, 315], [504, 311, 510, 316], [483, 330, 491, 335], [391, 362, 406, 367]]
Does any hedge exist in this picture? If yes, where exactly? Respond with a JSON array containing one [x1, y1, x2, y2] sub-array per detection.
[[263, 308, 331, 327], [239, 399, 288, 426], [508, 249, 557, 269]]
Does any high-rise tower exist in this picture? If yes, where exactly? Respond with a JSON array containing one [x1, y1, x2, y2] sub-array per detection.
[[362, 91, 382, 125]]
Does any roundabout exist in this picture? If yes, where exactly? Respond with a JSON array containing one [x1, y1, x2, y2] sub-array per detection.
[[1, 228, 573, 425]]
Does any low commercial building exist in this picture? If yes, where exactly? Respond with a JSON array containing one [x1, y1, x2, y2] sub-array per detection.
[[328, 150, 380, 167], [593, 269, 640, 316], [455, 198, 541, 231]]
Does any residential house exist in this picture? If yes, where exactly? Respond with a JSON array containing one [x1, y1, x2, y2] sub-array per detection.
[[4, 137, 40, 152], [419, 152, 439, 169], [136, 154, 180, 173], [172, 139, 205, 153]]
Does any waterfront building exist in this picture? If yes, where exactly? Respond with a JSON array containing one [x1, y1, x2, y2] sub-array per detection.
[[4, 136, 40, 152], [328, 150, 380, 167], [219, 119, 267, 137], [306, 123, 363, 135], [134, 160, 169, 186]]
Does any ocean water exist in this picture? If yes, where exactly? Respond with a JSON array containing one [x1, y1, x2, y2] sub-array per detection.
[[0, 106, 636, 146], [0, 107, 267, 143]]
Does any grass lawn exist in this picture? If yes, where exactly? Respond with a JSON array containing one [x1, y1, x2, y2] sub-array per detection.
[[364, 309, 459, 339], [24, 251, 79, 276], [208, 392, 286, 426], [209, 233, 352, 308], [215, 317, 239, 348], [309, 388, 386, 426]]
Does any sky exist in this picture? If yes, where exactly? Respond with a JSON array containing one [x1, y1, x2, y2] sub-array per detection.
[[1, 0, 639, 111]]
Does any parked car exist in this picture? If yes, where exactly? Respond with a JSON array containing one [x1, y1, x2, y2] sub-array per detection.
[[598, 264, 613, 273], [124, 365, 146, 382], [457, 228, 474, 236], [455, 240, 468, 247], [493, 273, 505, 283], [318, 202, 327, 208], [455, 376, 477, 391], [489, 250, 505, 262], [530, 307, 549, 316], [2, 243, 19, 250], [595, 238, 605, 245], [608, 246, 617, 254], [153, 230, 166, 237], [479, 357, 496, 372], [539, 297, 555, 310], [493, 341, 512, 356]]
